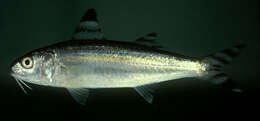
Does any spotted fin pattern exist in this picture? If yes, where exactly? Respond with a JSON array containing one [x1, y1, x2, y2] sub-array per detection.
[[136, 32, 157, 43], [135, 32, 163, 49]]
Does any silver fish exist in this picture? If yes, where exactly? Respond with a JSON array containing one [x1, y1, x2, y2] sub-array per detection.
[[10, 8, 245, 105]]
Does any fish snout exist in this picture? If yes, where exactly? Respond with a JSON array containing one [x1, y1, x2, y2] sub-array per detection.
[[9, 60, 19, 75], [9, 65, 16, 76]]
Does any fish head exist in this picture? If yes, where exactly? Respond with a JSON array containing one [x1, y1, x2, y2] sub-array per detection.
[[10, 51, 56, 86]]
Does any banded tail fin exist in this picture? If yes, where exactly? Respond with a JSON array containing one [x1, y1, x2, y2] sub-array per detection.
[[203, 44, 246, 93], [205, 44, 246, 65]]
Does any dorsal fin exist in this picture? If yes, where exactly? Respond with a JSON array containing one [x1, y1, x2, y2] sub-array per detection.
[[72, 8, 104, 40], [136, 32, 157, 43], [134, 32, 163, 49]]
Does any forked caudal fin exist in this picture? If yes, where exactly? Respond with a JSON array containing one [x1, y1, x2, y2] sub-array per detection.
[[203, 44, 246, 93]]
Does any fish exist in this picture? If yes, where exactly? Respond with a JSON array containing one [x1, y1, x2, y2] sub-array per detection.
[[9, 8, 245, 105]]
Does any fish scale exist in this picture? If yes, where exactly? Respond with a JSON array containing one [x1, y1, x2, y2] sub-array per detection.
[[50, 40, 204, 88]]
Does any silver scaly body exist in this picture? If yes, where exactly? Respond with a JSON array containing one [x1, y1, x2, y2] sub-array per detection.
[[50, 40, 208, 88]]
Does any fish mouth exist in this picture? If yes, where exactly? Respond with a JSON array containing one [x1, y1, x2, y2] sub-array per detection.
[[9, 61, 18, 76], [9, 59, 18, 69], [10, 70, 21, 80], [10, 72, 18, 79], [10, 68, 15, 75], [9, 67, 17, 78]]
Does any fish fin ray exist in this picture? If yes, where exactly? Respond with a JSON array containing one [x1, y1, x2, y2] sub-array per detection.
[[67, 88, 90, 105], [205, 44, 246, 65], [72, 8, 105, 40], [202, 44, 246, 93], [134, 32, 163, 49], [207, 73, 243, 93], [135, 32, 157, 43], [134, 85, 155, 104]]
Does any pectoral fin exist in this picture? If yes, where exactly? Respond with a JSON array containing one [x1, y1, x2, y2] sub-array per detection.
[[134, 85, 155, 104], [67, 88, 90, 105]]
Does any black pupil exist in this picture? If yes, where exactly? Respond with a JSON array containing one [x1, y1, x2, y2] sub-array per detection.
[[25, 59, 30, 65]]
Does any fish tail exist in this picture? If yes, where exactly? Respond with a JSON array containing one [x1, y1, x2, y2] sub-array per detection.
[[202, 44, 246, 93]]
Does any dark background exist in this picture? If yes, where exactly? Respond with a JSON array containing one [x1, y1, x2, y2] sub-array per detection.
[[0, 0, 259, 120]]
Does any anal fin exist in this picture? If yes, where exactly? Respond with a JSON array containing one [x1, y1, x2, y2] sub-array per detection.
[[67, 88, 90, 105], [134, 85, 155, 104]]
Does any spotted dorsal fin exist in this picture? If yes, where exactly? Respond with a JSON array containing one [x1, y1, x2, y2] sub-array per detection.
[[135, 32, 163, 49], [136, 32, 157, 43], [72, 8, 104, 40]]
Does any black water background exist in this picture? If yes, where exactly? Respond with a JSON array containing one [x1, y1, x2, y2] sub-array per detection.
[[0, 0, 259, 120]]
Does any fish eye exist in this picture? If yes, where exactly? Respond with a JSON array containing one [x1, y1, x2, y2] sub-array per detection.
[[21, 57, 33, 69]]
